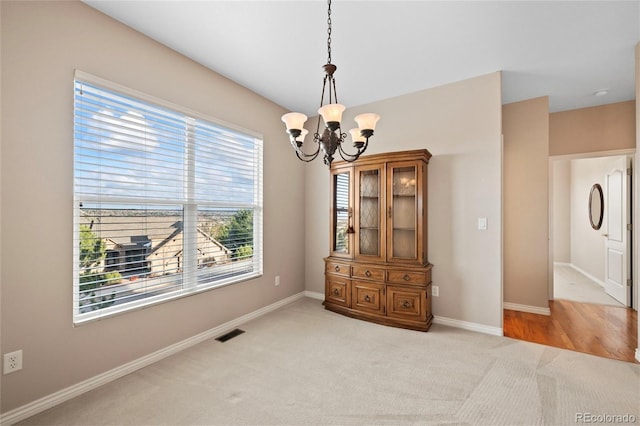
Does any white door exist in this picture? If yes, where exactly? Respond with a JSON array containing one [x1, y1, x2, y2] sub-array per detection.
[[604, 157, 631, 306]]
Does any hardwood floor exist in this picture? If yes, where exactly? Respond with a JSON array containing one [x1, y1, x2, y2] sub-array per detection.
[[503, 299, 638, 363]]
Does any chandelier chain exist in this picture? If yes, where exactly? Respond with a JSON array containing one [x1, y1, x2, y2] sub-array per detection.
[[326, 0, 332, 64]]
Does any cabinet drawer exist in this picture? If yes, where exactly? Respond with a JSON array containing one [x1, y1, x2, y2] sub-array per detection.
[[386, 286, 426, 321], [326, 261, 351, 277], [325, 276, 351, 307], [352, 281, 385, 315], [352, 265, 385, 281], [387, 269, 431, 285]]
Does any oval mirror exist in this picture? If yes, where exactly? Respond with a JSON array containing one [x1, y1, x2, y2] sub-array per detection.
[[588, 183, 604, 230]]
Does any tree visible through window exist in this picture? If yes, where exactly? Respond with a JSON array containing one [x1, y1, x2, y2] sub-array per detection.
[[73, 71, 263, 323]]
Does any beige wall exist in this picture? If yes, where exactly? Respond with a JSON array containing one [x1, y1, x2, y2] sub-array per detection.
[[305, 72, 503, 328], [552, 160, 571, 263], [0, 1, 305, 413], [502, 97, 549, 309], [549, 101, 635, 156]]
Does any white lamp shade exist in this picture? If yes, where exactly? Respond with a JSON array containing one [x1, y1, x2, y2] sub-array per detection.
[[318, 103, 346, 124], [349, 128, 365, 143], [354, 113, 380, 131], [299, 128, 309, 142], [281, 112, 308, 131]]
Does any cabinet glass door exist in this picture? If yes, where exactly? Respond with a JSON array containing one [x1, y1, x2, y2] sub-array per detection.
[[389, 164, 418, 261], [330, 170, 352, 257], [355, 166, 383, 261]]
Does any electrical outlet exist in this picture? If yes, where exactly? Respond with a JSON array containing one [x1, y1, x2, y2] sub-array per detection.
[[275, 275, 280, 286], [4, 350, 23, 374], [431, 286, 439, 297]]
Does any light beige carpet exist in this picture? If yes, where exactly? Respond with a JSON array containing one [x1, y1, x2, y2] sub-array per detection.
[[19, 298, 640, 425]]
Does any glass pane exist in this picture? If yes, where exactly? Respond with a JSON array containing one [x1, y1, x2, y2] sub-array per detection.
[[359, 169, 380, 256], [334, 173, 350, 253], [197, 207, 256, 282], [78, 203, 184, 313], [392, 166, 416, 259]]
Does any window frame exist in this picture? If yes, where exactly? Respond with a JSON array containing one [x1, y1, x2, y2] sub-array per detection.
[[72, 70, 263, 325]]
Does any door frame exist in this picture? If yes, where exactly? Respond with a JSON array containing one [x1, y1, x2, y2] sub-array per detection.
[[548, 148, 636, 310]]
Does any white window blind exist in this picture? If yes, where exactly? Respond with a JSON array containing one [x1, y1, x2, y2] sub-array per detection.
[[73, 71, 263, 324]]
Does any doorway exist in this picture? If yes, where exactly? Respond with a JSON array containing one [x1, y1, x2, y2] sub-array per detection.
[[549, 152, 635, 309], [504, 152, 639, 363]]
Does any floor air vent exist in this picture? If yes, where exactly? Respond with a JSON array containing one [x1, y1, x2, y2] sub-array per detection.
[[215, 328, 245, 342]]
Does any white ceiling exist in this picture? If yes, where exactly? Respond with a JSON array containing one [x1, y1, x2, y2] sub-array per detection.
[[84, 1, 639, 116]]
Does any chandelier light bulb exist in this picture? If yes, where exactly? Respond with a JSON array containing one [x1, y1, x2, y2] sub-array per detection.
[[318, 103, 346, 127], [281, 112, 308, 132], [354, 113, 380, 132], [349, 128, 365, 144], [299, 128, 309, 143]]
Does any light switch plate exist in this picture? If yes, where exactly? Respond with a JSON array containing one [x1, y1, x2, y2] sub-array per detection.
[[478, 217, 488, 230]]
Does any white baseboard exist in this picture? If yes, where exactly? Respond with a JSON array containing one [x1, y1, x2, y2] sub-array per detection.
[[553, 261, 571, 267], [503, 302, 551, 316], [433, 315, 503, 336], [636, 348, 640, 363], [304, 290, 324, 301], [0, 292, 307, 426]]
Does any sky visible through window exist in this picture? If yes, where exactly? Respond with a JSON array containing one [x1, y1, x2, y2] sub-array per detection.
[[74, 81, 258, 204]]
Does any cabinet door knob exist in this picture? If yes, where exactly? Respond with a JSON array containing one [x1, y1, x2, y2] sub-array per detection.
[[403, 274, 410, 281], [332, 288, 340, 296], [402, 301, 411, 309], [364, 295, 372, 303], [335, 265, 340, 272], [365, 270, 372, 277]]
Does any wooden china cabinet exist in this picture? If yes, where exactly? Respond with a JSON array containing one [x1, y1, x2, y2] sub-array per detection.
[[324, 149, 433, 331]]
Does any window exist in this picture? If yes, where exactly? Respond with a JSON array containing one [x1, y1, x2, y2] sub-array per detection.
[[73, 71, 263, 324]]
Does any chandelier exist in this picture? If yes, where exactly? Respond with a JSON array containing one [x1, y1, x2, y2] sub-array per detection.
[[280, 0, 380, 167]]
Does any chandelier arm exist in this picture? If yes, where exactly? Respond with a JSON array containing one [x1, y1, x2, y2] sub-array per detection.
[[291, 138, 321, 160], [336, 135, 369, 162], [336, 144, 360, 162], [295, 149, 320, 163]]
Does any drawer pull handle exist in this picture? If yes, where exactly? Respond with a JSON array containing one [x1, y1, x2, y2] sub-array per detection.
[[402, 301, 411, 309], [365, 270, 372, 277], [403, 274, 410, 281], [332, 288, 340, 296], [364, 295, 372, 303], [335, 265, 340, 272]]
